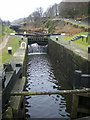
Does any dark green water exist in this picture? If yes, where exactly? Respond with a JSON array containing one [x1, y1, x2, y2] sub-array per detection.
[[25, 43, 71, 119]]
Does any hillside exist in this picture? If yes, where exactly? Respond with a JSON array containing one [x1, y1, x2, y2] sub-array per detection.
[[19, 19, 86, 36]]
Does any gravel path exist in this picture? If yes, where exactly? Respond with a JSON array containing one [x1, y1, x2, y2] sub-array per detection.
[[0, 35, 9, 50]]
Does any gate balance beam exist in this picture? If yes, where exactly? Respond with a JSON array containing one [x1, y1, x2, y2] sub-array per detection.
[[11, 88, 90, 96]]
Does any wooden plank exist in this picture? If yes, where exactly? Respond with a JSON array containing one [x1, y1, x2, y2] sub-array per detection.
[[75, 116, 90, 120], [78, 93, 90, 97], [9, 77, 26, 119], [2, 67, 22, 110], [71, 95, 79, 119], [2, 70, 17, 110], [11, 88, 90, 96], [78, 107, 90, 114]]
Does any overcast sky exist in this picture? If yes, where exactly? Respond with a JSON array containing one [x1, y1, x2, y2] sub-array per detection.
[[0, 0, 62, 22]]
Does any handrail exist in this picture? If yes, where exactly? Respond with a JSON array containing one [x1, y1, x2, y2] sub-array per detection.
[[15, 33, 61, 37], [0, 67, 7, 78], [11, 88, 90, 96], [2, 67, 7, 74]]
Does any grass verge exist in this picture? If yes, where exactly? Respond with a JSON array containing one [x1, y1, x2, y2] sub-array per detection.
[[0, 25, 13, 43], [1, 36, 21, 64]]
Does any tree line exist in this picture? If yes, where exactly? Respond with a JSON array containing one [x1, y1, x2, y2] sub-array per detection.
[[1, 1, 90, 27], [24, 1, 89, 27]]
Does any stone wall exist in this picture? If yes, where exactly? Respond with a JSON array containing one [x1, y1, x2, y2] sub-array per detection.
[[48, 39, 89, 87]]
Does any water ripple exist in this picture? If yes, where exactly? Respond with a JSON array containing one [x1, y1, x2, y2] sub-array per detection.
[[25, 44, 70, 119]]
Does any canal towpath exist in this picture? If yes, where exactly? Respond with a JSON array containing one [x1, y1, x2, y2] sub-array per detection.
[[0, 35, 9, 50]]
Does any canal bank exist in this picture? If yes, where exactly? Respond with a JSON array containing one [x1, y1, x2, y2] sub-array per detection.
[[25, 44, 72, 119], [2, 39, 28, 119], [2, 35, 90, 119], [48, 36, 89, 87], [48, 36, 90, 119]]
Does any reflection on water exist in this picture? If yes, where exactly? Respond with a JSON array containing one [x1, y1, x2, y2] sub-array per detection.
[[25, 43, 70, 119]]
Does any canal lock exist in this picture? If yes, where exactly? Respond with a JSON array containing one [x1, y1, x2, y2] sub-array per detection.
[[25, 43, 71, 119]]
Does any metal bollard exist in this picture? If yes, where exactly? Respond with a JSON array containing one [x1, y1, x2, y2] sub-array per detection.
[[88, 45, 90, 61], [16, 63, 22, 67], [56, 36, 58, 41], [21, 36, 24, 40], [88, 45, 90, 53], [8, 47, 12, 54]]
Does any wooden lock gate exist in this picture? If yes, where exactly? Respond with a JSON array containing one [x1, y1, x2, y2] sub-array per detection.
[[10, 88, 90, 119]]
